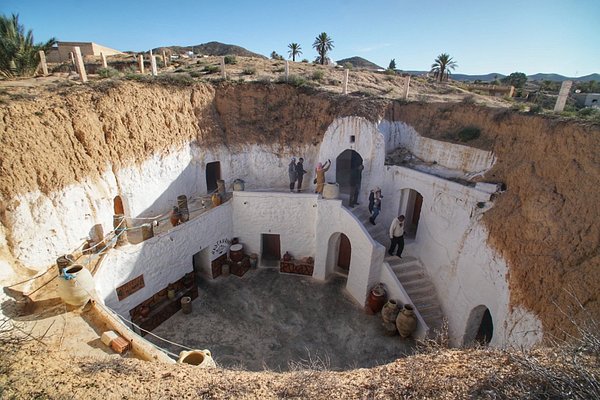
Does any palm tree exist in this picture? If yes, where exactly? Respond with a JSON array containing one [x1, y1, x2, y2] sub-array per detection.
[[287, 43, 302, 62], [430, 53, 458, 82], [0, 14, 56, 77], [312, 32, 334, 65]]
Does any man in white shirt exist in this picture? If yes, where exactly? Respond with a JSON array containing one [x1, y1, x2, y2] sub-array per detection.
[[388, 215, 406, 258]]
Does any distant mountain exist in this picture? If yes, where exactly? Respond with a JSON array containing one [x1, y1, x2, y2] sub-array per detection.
[[398, 70, 599, 82], [337, 56, 383, 70], [152, 41, 266, 58]]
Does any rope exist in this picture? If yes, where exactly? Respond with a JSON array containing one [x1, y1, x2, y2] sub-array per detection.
[[113, 312, 193, 351]]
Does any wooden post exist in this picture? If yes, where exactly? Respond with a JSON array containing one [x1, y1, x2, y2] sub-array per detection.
[[73, 46, 88, 83], [343, 69, 349, 94], [402, 76, 410, 100], [150, 55, 158, 76], [554, 80, 573, 112], [101, 52, 108, 68], [220, 56, 226, 78], [69, 52, 76, 66], [285, 60, 289, 81], [38, 50, 48, 76], [162, 51, 168, 67], [113, 214, 128, 247]]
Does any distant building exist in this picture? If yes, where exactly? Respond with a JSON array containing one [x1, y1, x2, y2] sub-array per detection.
[[46, 42, 124, 63], [573, 93, 600, 108]]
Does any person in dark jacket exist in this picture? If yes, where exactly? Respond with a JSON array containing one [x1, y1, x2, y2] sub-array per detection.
[[288, 158, 297, 192], [348, 162, 364, 207], [296, 158, 307, 192], [368, 187, 382, 214]]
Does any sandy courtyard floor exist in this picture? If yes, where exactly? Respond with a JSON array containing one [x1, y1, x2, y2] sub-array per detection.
[[148, 268, 414, 371]]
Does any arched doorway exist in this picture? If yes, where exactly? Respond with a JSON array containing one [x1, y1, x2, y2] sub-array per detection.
[[113, 196, 124, 215], [335, 149, 363, 206], [464, 305, 494, 346], [326, 232, 352, 277], [206, 161, 221, 193], [398, 188, 423, 238]]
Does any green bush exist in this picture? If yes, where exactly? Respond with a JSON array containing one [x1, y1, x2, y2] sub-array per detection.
[[384, 68, 396, 75], [278, 74, 306, 87], [301, 59, 309, 63], [457, 126, 481, 142], [203, 65, 219, 74], [224, 55, 237, 65], [242, 67, 256, 75], [311, 70, 324, 81], [343, 62, 353, 70], [155, 73, 194, 86], [529, 104, 543, 114], [97, 67, 120, 79]]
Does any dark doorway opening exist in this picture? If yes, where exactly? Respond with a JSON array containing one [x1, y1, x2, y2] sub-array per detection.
[[337, 234, 351, 273], [399, 188, 423, 238], [475, 308, 494, 345], [335, 149, 363, 205], [261, 234, 281, 267], [206, 161, 221, 193], [412, 192, 423, 229], [192, 248, 211, 280], [113, 196, 124, 215]]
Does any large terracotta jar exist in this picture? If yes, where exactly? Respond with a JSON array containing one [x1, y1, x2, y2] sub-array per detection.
[[56, 265, 95, 306], [381, 299, 401, 324], [367, 285, 387, 314], [396, 304, 418, 338]]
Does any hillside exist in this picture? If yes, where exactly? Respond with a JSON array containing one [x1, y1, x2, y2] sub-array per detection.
[[402, 70, 600, 82], [152, 41, 266, 58], [337, 56, 383, 70]]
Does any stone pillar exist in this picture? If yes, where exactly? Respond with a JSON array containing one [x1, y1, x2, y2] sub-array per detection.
[[101, 52, 107, 68], [343, 69, 349, 94], [285, 60, 289, 81], [113, 214, 128, 247], [141, 223, 154, 241], [220, 56, 226, 78], [38, 50, 48, 76], [138, 54, 144, 74], [162, 51, 168, 67], [150, 55, 158, 76], [73, 46, 88, 83], [554, 80, 573, 112], [402, 76, 410, 100]]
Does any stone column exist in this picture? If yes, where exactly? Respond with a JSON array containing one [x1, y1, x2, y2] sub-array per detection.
[[220, 56, 226, 78], [113, 214, 128, 247], [285, 60, 289, 81], [402, 76, 411, 100], [73, 46, 88, 83], [138, 54, 144, 74], [150, 55, 158, 76], [38, 50, 48, 76], [554, 80, 573, 112], [343, 69, 349, 94], [101, 52, 107, 68], [162, 51, 168, 67]]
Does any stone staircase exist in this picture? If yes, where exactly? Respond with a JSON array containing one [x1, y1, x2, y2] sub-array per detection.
[[350, 206, 444, 333]]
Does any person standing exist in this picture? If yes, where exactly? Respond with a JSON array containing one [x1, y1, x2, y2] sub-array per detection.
[[369, 191, 382, 225], [368, 187, 382, 214], [348, 162, 364, 207], [314, 159, 331, 194], [288, 158, 297, 192], [388, 215, 406, 257], [295, 158, 307, 192]]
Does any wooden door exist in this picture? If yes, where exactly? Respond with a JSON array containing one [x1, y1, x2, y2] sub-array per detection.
[[337, 234, 351, 270], [261, 234, 281, 260], [113, 196, 124, 215]]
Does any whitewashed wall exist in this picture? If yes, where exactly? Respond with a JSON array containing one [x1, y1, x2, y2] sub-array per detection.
[[381, 165, 541, 347], [95, 202, 233, 317], [378, 120, 496, 174], [313, 199, 384, 305], [231, 191, 318, 259], [317, 117, 386, 205]]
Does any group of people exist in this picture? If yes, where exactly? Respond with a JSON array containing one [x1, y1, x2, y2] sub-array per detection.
[[288, 158, 331, 194]]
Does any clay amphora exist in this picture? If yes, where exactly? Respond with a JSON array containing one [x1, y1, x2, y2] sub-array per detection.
[[382, 299, 401, 324], [396, 304, 418, 338]]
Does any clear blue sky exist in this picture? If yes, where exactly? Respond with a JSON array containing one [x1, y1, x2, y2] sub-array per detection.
[[2, 0, 599, 76]]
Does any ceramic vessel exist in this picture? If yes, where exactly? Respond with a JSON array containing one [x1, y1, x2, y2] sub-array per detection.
[[56, 265, 95, 306], [396, 304, 418, 338], [177, 349, 216, 368]]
